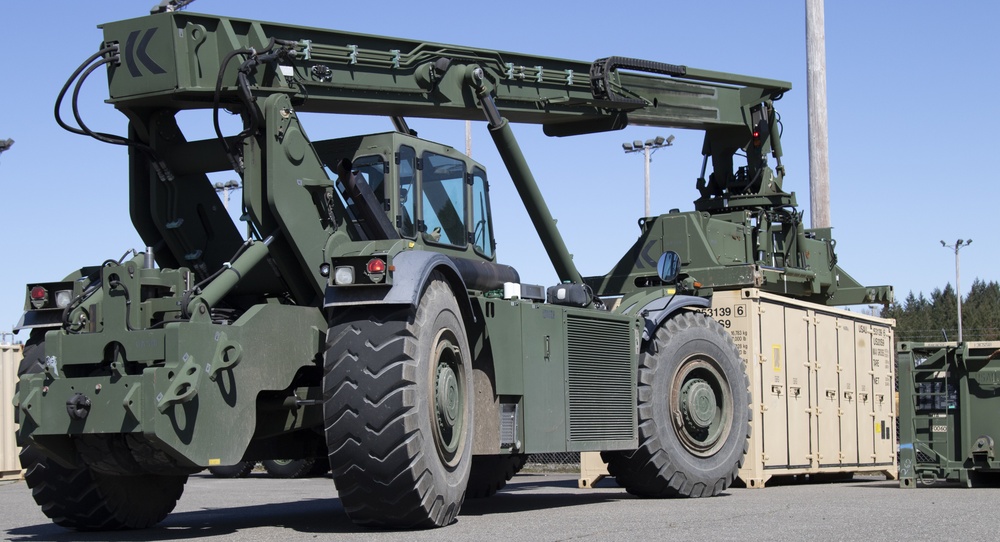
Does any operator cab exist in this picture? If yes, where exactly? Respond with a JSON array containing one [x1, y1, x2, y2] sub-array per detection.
[[314, 132, 496, 261]]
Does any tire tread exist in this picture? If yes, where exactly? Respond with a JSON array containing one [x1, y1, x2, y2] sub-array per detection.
[[323, 275, 471, 528], [605, 311, 750, 498]]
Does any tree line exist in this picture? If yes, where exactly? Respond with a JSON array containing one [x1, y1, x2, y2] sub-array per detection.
[[880, 279, 1000, 343]]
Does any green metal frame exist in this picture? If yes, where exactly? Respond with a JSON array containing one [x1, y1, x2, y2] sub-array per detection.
[[898, 341, 1000, 487]]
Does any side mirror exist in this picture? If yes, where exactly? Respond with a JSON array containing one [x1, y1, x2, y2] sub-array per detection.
[[656, 251, 680, 283]]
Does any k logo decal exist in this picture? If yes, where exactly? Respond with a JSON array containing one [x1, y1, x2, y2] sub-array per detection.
[[124, 28, 165, 77]]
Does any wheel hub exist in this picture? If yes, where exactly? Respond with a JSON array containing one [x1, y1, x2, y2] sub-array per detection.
[[681, 379, 717, 431], [670, 356, 734, 458], [431, 332, 466, 468], [436, 359, 460, 431]]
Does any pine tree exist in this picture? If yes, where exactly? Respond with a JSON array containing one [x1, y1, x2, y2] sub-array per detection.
[[963, 279, 1000, 340], [929, 284, 958, 341], [887, 278, 999, 343], [903, 292, 935, 342]]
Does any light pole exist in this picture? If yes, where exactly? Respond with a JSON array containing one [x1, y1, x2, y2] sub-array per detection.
[[214, 179, 241, 210], [0, 138, 13, 159], [623, 135, 674, 217], [940, 238, 972, 342]]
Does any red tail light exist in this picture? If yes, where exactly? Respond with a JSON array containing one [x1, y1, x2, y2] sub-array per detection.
[[30, 286, 48, 301]]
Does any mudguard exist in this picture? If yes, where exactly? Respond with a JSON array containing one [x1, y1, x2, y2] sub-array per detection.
[[324, 251, 476, 324], [636, 294, 710, 341]]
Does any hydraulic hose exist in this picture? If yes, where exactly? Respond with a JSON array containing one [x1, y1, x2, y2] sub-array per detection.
[[213, 38, 293, 172], [72, 57, 129, 146], [54, 45, 118, 136], [57, 43, 172, 180]]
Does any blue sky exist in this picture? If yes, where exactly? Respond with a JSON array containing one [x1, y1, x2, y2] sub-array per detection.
[[0, 1, 996, 335]]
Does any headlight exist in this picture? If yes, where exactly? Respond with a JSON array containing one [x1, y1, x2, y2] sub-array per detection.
[[334, 266, 355, 285], [55, 290, 73, 308]]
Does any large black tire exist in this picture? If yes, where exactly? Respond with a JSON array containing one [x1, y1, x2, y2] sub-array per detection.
[[208, 461, 255, 478], [13, 331, 47, 425], [16, 335, 47, 387], [21, 450, 187, 531], [261, 458, 328, 478], [603, 311, 750, 498], [323, 272, 473, 528], [16, 335, 188, 530], [466, 454, 527, 499]]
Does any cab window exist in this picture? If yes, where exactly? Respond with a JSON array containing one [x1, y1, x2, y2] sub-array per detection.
[[421, 153, 466, 247], [471, 168, 494, 258], [398, 146, 417, 237], [333, 154, 386, 237], [350, 155, 386, 204]]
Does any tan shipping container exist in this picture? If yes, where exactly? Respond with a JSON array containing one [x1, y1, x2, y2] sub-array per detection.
[[580, 288, 896, 489], [2, 342, 23, 480]]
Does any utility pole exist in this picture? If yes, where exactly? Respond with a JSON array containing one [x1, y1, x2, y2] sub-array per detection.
[[941, 239, 972, 342], [806, 0, 831, 229], [622, 135, 674, 217], [465, 121, 472, 158]]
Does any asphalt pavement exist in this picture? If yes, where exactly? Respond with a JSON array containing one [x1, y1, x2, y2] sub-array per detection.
[[1, 472, 995, 541]]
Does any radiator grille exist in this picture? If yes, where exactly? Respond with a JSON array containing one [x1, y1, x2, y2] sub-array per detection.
[[566, 314, 635, 441]]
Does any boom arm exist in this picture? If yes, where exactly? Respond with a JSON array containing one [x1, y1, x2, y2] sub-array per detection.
[[102, 12, 790, 135]]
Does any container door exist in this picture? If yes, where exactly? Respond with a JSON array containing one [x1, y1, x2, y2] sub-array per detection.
[[870, 325, 894, 464], [1, 344, 24, 479], [784, 307, 812, 468], [814, 313, 842, 466], [759, 302, 788, 468], [855, 323, 876, 466], [837, 319, 859, 465]]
